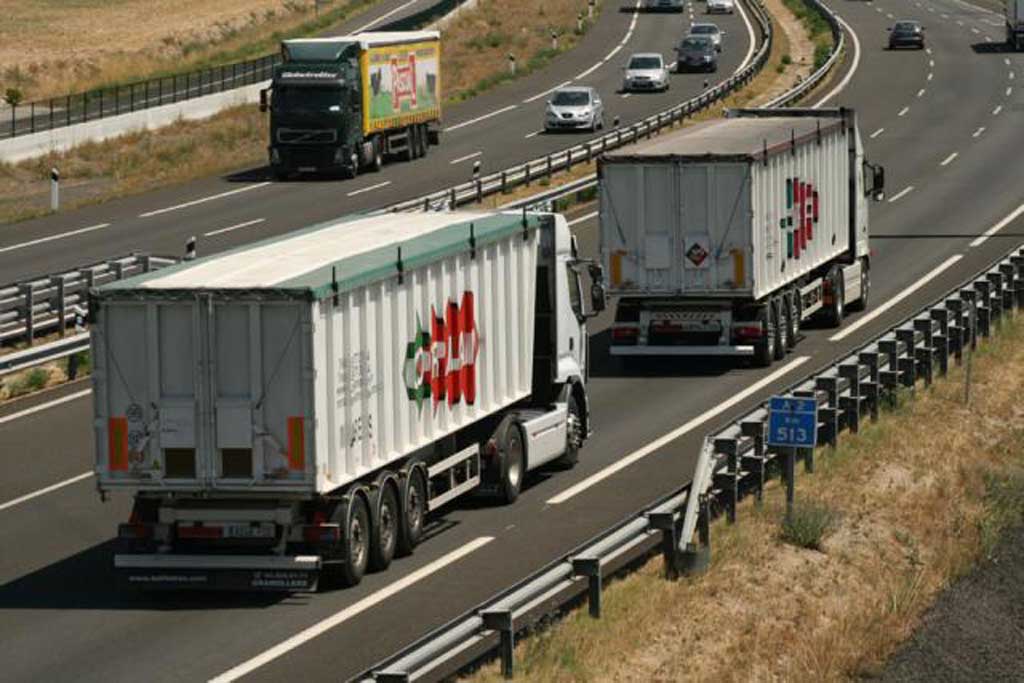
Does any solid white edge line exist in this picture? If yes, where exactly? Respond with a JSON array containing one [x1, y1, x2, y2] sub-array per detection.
[[353, 0, 422, 32], [870, 127, 885, 139], [888, 185, 914, 203], [0, 389, 92, 427], [449, 151, 482, 165], [346, 181, 392, 197], [814, 12, 861, 108], [970, 202, 1024, 248], [734, 0, 758, 73], [203, 218, 266, 237], [568, 210, 599, 226], [210, 536, 495, 682], [0, 472, 94, 512], [546, 356, 811, 505], [0, 223, 110, 255], [829, 255, 963, 342], [443, 104, 517, 132], [940, 151, 958, 166], [523, 81, 573, 105], [139, 182, 271, 218], [525, 130, 543, 138]]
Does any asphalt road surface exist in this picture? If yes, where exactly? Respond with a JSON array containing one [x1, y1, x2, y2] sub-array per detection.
[[2, 0, 1023, 680]]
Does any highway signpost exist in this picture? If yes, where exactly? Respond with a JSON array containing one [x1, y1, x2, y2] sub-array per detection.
[[767, 396, 819, 515]]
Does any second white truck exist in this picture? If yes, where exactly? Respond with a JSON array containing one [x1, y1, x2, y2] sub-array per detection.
[[600, 107, 885, 366]]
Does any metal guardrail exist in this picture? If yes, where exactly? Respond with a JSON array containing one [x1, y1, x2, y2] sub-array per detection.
[[0, 333, 91, 378], [1, 0, 466, 140], [0, 254, 177, 349]]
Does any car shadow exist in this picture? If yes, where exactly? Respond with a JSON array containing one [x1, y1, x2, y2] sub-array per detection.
[[972, 41, 1015, 54], [620, 6, 686, 14]]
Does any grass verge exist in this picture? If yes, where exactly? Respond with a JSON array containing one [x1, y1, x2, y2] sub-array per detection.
[[782, 0, 834, 69], [465, 308, 1024, 682]]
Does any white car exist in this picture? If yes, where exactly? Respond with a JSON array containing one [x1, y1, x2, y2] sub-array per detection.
[[690, 22, 724, 51], [622, 53, 670, 92], [544, 86, 605, 132], [707, 0, 734, 14]]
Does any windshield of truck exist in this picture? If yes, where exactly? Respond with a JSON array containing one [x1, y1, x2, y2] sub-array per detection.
[[628, 56, 662, 69], [551, 91, 591, 106], [273, 86, 346, 112]]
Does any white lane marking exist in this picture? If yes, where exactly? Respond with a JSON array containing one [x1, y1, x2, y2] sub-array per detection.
[[971, 27, 980, 34], [449, 151, 482, 165], [941, 13, 949, 18], [139, 182, 270, 218], [523, 81, 573, 105], [970, 202, 1024, 247], [603, 43, 626, 63], [927, 72, 933, 81], [203, 218, 265, 237], [957, 20, 964, 25], [940, 152, 959, 166], [546, 357, 811, 505], [211, 536, 495, 682], [568, 210, 599, 227], [0, 389, 91, 427], [346, 180, 392, 197], [985, 36, 993, 42], [0, 223, 110, 255], [993, 104, 1003, 115], [443, 104, 517, 132], [1011, 72, 1016, 79], [525, 130, 544, 138], [898, 106, 910, 116], [1006, 58, 1012, 66], [621, 93, 632, 99], [734, 0, 758, 73], [815, 12, 861, 108], [973, 126, 986, 137], [830, 256, 964, 342], [888, 186, 914, 203], [870, 127, 885, 139], [576, 61, 603, 80], [353, 0, 422, 31], [886, 12, 894, 18], [0, 472, 93, 513], [929, 59, 935, 67], [917, 88, 926, 97], [1007, 86, 1014, 96]]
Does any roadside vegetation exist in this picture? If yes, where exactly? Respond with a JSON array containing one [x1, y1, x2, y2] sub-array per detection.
[[782, 0, 834, 69], [466, 307, 1024, 681], [0, 0, 604, 226]]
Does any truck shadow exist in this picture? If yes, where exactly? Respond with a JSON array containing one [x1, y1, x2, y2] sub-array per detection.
[[0, 540, 294, 610], [588, 329, 740, 378], [971, 42, 1015, 54]]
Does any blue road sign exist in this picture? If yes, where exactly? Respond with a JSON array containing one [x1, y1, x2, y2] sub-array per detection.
[[767, 396, 818, 448]]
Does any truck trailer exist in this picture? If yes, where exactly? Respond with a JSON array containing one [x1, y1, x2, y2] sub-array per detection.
[[260, 31, 442, 178], [600, 108, 885, 366], [91, 210, 604, 591], [1008, 0, 1024, 50]]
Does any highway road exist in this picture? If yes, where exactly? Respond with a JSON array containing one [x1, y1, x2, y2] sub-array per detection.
[[3, 0, 1024, 680]]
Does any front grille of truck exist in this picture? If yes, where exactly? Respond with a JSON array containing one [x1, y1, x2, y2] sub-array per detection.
[[277, 128, 337, 144], [285, 147, 333, 167]]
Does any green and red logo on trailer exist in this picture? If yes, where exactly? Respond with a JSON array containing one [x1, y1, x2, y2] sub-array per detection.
[[403, 291, 480, 413], [780, 177, 820, 259]]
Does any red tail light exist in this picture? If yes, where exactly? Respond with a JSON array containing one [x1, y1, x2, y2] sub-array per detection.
[[734, 325, 764, 340], [611, 326, 639, 342], [177, 524, 223, 539], [303, 524, 341, 543]]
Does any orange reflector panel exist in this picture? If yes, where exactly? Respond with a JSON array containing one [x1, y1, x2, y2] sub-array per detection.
[[287, 416, 305, 471], [109, 417, 129, 471]]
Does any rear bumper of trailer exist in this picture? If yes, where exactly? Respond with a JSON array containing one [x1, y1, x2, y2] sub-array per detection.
[[115, 553, 321, 592]]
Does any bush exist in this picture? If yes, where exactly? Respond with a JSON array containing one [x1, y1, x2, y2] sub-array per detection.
[[782, 54, 792, 65], [4, 88, 23, 107], [780, 501, 837, 551], [813, 43, 832, 70]]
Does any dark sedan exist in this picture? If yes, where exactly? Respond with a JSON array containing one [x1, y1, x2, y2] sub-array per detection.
[[888, 21, 925, 49], [676, 35, 718, 72]]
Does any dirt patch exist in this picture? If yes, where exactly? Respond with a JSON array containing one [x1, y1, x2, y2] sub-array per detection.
[[756, 0, 816, 104]]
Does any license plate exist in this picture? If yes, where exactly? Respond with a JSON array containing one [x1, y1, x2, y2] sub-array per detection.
[[222, 523, 275, 539], [298, 166, 317, 172]]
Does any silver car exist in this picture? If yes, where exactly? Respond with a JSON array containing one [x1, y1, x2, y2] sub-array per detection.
[[622, 53, 670, 92], [707, 0, 734, 13], [544, 86, 605, 132], [690, 22, 724, 51]]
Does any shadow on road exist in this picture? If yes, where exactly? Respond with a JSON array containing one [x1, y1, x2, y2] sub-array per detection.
[[589, 329, 747, 378]]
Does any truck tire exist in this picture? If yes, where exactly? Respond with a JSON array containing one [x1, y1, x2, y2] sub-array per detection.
[[370, 137, 384, 172], [343, 151, 360, 180], [402, 127, 416, 162], [824, 267, 845, 327], [753, 304, 775, 368], [848, 261, 870, 312], [785, 289, 800, 350], [774, 298, 788, 361], [553, 394, 582, 470], [417, 124, 430, 157], [396, 465, 426, 557], [369, 481, 399, 572], [327, 492, 370, 588], [498, 419, 526, 504]]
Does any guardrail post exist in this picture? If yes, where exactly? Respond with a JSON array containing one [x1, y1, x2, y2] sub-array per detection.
[[783, 447, 796, 517], [20, 284, 35, 346], [546, 154, 552, 180], [481, 609, 515, 679], [681, 495, 711, 576], [52, 275, 67, 338], [649, 510, 681, 579], [838, 363, 861, 434], [946, 299, 965, 364], [449, 187, 457, 210], [571, 556, 602, 618], [142, 255, 152, 273], [973, 282, 991, 338], [930, 309, 950, 377], [858, 350, 881, 422], [999, 264, 1015, 313], [566, 147, 573, 169], [524, 162, 531, 187], [1011, 255, 1024, 308], [961, 290, 979, 350], [585, 142, 592, 164], [501, 170, 508, 193], [914, 318, 935, 386], [987, 272, 1004, 326], [740, 419, 767, 504], [895, 328, 917, 391]]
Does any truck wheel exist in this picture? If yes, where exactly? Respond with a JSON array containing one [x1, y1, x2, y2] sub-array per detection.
[[498, 419, 525, 504], [417, 124, 430, 157], [785, 290, 800, 350], [774, 299, 788, 361], [369, 482, 399, 572], [554, 394, 582, 470], [370, 138, 384, 172], [753, 304, 775, 368], [824, 268, 845, 327], [343, 152, 360, 179], [848, 262, 870, 312], [339, 494, 370, 587], [396, 465, 426, 557], [403, 127, 416, 161]]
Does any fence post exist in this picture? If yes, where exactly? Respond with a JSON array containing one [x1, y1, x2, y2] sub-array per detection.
[[52, 275, 67, 337], [99, 89, 104, 119], [524, 162, 531, 186], [571, 556, 602, 618], [481, 610, 515, 679], [50, 168, 59, 212], [50, 98, 54, 131], [20, 284, 36, 346], [30, 102, 35, 133], [546, 154, 552, 179], [9, 104, 13, 138]]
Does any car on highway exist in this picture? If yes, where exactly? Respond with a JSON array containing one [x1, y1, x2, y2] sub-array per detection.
[[643, 0, 684, 11], [676, 35, 719, 72], [544, 86, 605, 132], [707, 0, 735, 14], [622, 53, 670, 92], [888, 20, 925, 49], [690, 22, 724, 51]]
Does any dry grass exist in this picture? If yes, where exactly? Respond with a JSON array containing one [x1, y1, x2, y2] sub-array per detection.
[[465, 310, 1024, 681], [0, 0, 381, 102]]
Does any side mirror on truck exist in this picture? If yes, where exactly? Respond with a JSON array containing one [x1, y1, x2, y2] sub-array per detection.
[[259, 89, 269, 113], [865, 161, 885, 202], [590, 282, 607, 316]]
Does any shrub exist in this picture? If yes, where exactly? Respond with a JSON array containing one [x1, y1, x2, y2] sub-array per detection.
[[780, 500, 837, 551]]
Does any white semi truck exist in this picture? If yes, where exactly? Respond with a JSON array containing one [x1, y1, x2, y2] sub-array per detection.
[[90, 210, 604, 591], [600, 108, 885, 366]]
